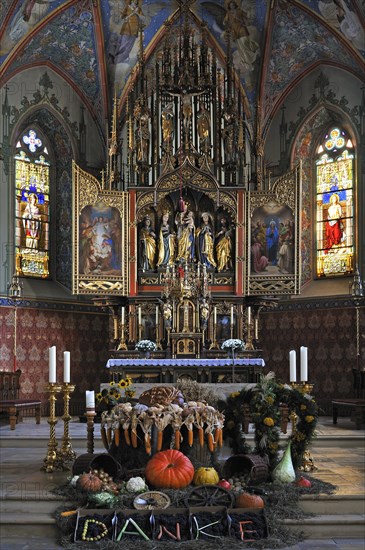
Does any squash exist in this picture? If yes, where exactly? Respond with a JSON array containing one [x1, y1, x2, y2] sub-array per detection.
[[76, 471, 103, 493], [145, 450, 194, 489], [235, 492, 265, 509], [193, 467, 219, 486]]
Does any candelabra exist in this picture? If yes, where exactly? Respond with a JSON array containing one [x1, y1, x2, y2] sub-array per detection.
[[155, 323, 163, 350], [290, 382, 316, 472], [86, 409, 97, 454], [118, 323, 128, 350], [42, 383, 62, 472], [57, 383, 76, 466]]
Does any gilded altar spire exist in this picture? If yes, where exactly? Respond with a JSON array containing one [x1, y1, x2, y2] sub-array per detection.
[[107, 89, 119, 190]]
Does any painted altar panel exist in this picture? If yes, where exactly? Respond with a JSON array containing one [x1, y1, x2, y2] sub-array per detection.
[[72, 162, 129, 296], [246, 164, 302, 296]]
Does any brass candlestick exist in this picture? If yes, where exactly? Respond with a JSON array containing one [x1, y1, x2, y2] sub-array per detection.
[[117, 323, 128, 350], [58, 383, 76, 466], [86, 409, 97, 454], [209, 321, 219, 350], [42, 383, 62, 473], [138, 323, 143, 341], [156, 323, 163, 350]]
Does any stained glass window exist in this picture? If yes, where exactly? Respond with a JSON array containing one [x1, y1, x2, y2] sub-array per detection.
[[14, 129, 50, 278], [316, 127, 354, 277]]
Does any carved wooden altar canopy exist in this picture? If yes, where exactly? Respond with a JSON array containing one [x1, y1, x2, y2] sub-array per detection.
[[71, 10, 302, 362]]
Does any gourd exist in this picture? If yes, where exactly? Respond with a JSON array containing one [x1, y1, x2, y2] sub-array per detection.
[[272, 441, 296, 483], [145, 450, 194, 489], [235, 492, 265, 509], [77, 471, 103, 493], [193, 467, 220, 486]]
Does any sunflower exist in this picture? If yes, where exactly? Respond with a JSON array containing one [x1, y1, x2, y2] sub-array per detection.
[[118, 379, 128, 389]]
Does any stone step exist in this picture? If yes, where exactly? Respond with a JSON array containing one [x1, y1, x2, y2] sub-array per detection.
[[282, 514, 365, 539]]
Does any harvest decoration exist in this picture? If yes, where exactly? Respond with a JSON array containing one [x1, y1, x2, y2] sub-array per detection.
[[224, 373, 318, 471], [100, 397, 224, 455], [96, 377, 135, 408], [193, 467, 220, 486]]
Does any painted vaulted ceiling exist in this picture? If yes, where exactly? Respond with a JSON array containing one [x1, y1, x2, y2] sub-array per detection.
[[1, 0, 364, 137]]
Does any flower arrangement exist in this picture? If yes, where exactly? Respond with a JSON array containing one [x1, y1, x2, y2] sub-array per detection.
[[221, 338, 245, 351], [135, 339, 157, 352], [96, 378, 135, 408]]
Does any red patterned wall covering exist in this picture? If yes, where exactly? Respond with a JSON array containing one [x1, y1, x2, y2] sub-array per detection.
[[260, 305, 364, 414], [0, 305, 110, 411]]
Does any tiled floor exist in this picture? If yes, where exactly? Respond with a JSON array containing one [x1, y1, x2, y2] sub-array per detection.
[[0, 415, 364, 549]]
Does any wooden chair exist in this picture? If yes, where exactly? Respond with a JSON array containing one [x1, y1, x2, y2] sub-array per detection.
[[331, 369, 365, 430], [0, 370, 41, 430]]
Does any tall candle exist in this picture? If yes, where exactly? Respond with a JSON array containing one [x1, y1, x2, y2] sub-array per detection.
[[214, 306, 217, 324], [230, 305, 234, 325], [300, 346, 308, 382], [289, 350, 296, 382], [156, 305, 159, 324], [49, 346, 56, 383], [63, 351, 70, 384], [247, 306, 251, 326], [121, 306, 125, 325], [86, 390, 95, 410], [138, 306, 142, 325]]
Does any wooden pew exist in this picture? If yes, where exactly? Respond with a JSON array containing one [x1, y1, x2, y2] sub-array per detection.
[[0, 370, 41, 430]]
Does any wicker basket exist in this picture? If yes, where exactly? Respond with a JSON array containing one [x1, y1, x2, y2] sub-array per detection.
[[223, 454, 269, 484]]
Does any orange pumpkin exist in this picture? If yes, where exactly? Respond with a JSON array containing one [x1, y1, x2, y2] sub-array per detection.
[[235, 492, 265, 509], [145, 450, 194, 489], [77, 471, 103, 493]]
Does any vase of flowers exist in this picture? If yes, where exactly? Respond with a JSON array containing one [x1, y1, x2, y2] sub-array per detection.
[[221, 338, 245, 358], [135, 339, 157, 358], [221, 339, 245, 383]]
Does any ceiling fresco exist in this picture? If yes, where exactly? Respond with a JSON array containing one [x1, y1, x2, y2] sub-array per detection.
[[0, 0, 363, 135]]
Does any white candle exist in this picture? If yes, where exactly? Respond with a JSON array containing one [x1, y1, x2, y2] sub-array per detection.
[[300, 346, 308, 382], [214, 306, 217, 324], [86, 390, 95, 410], [121, 306, 125, 325], [156, 305, 159, 324], [63, 351, 70, 384], [230, 305, 234, 325], [289, 350, 296, 382], [247, 306, 251, 326], [138, 306, 142, 325], [49, 346, 56, 383]]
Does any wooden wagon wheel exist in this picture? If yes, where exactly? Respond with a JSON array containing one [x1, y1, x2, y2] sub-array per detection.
[[184, 484, 234, 508], [133, 491, 171, 510]]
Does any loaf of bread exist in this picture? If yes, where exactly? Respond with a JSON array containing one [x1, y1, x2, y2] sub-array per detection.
[[139, 386, 184, 407]]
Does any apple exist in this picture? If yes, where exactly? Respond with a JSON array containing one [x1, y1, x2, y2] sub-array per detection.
[[217, 479, 232, 490], [295, 476, 312, 488]]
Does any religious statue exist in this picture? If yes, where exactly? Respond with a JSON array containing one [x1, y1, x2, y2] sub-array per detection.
[[161, 102, 174, 153], [200, 297, 210, 330], [163, 300, 172, 329], [22, 193, 41, 249], [157, 211, 176, 267], [196, 212, 216, 268], [175, 202, 195, 262], [139, 215, 156, 271], [215, 216, 233, 272], [222, 107, 238, 164], [135, 108, 150, 163], [197, 104, 210, 152]]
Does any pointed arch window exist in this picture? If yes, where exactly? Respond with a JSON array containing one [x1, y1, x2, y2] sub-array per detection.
[[14, 128, 50, 278], [315, 127, 354, 277]]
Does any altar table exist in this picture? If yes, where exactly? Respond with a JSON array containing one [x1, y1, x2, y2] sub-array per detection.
[[106, 358, 265, 384]]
